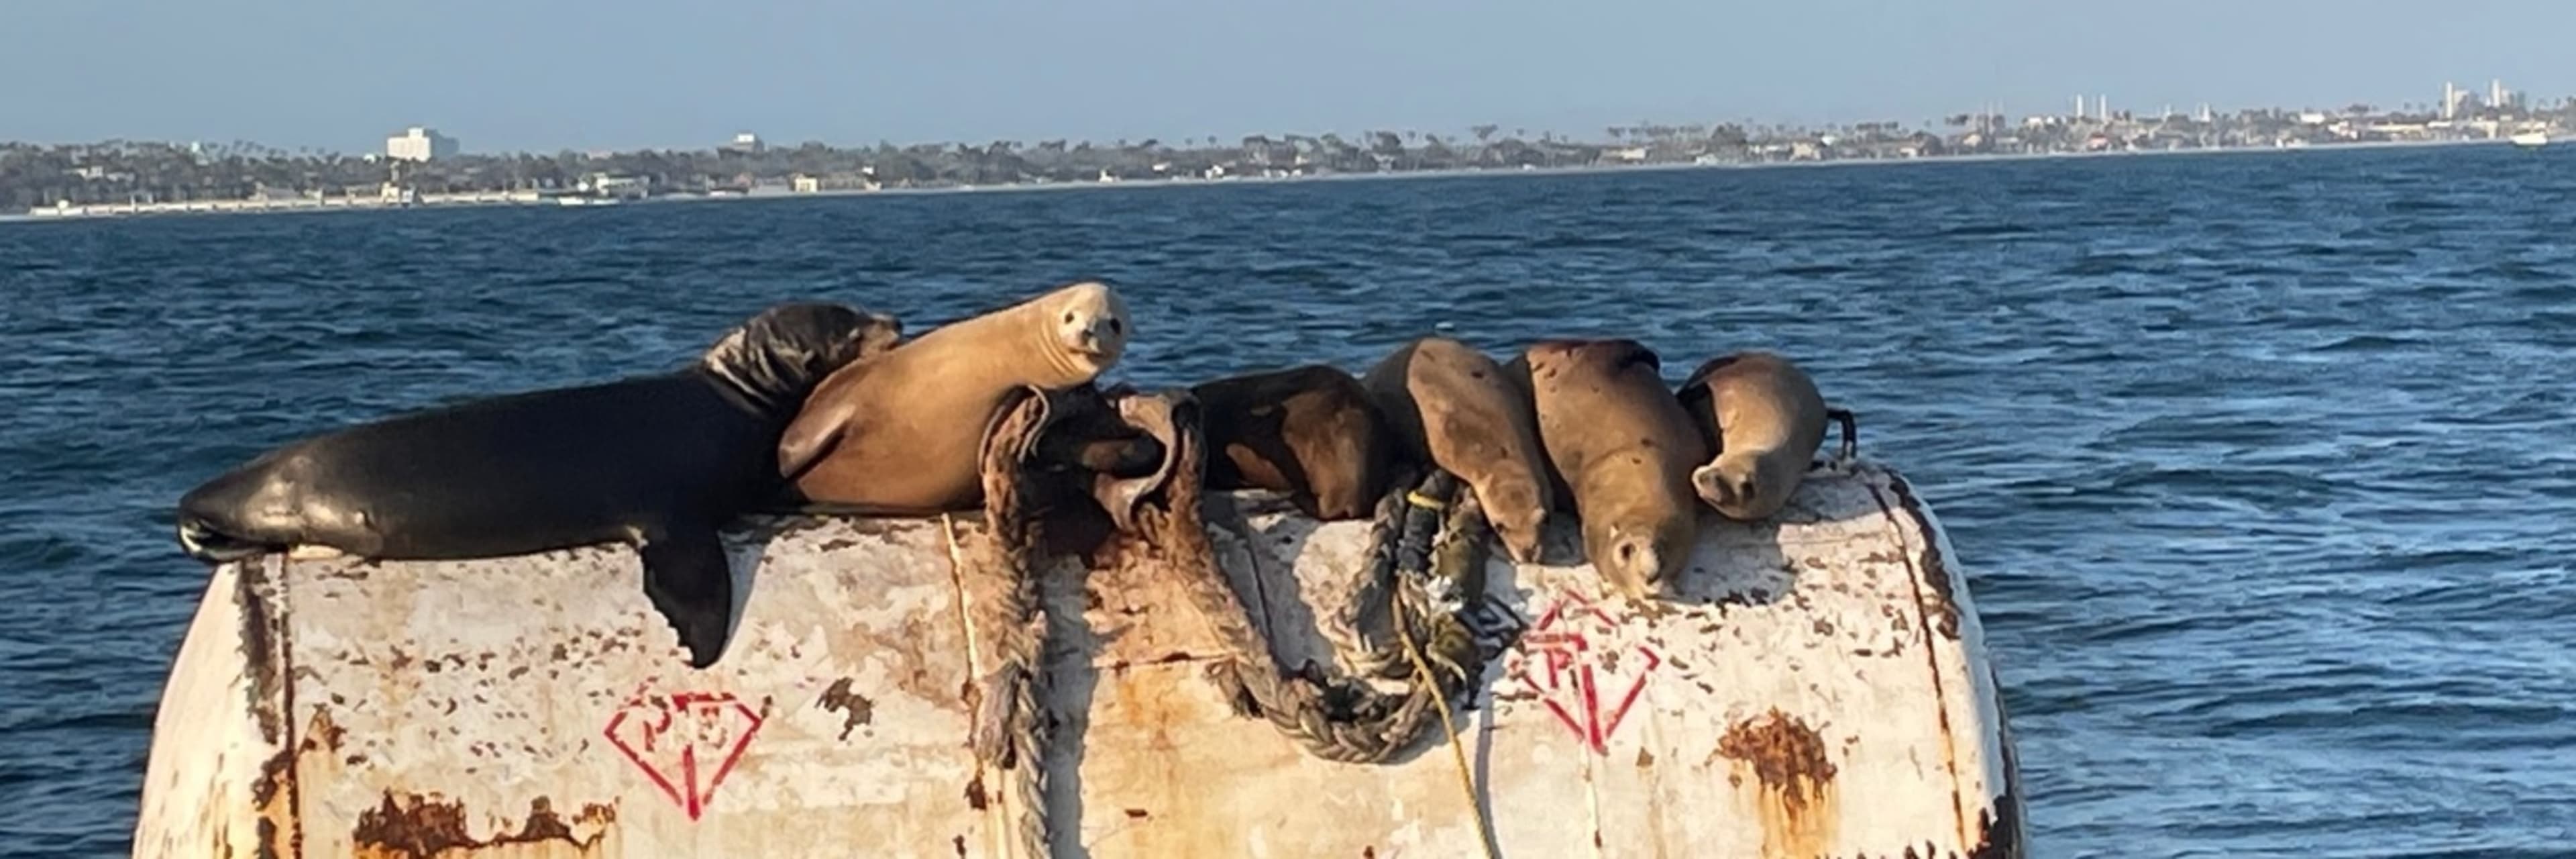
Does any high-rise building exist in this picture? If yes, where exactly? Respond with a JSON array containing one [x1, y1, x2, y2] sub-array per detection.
[[386, 127, 459, 162]]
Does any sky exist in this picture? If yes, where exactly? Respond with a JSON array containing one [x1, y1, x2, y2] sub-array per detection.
[[7, 0, 2574, 154]]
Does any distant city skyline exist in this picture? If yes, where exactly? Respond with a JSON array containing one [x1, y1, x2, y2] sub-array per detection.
[[7, 0, 2574, 152]]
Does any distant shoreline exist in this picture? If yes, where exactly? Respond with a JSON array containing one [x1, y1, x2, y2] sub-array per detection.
[[0, 135, 2532, 224]]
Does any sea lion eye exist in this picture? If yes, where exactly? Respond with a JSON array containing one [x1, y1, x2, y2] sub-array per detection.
[[1109, 319, 1124, 335], [1063, 311, 1076, 324]]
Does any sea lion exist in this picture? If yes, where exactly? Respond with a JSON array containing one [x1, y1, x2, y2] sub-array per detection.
[[173, 301, 904, 668], [1191, 364, 1395, 521], [780, 280, 1130, 514], [1674, 350, 1831, 521], [1511, 338, 1709, 600], [1360, 336, 1554, 563]]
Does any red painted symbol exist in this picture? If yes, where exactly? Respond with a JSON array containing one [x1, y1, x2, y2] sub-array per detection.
[[603, 687, 766, 820], [1510, 591, 1662, 754]]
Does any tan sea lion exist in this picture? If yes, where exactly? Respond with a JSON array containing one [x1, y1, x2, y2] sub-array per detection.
[[1675, 350, 1829, 522], [1360, 336, 1553, 563], [1512, 338, 1709, 600], [1191, 364, 1396, 521], [779, 280, 1130, 513]]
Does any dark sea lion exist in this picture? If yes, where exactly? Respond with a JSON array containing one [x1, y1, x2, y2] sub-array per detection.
[[1360, 336, 1554, 562], [1511, 338, 1709, 600], [1190, 364, 1396, 521], [780, 281, 1130, 514], [1675, 350, 1832, 521], [172, 302, 904, 668]]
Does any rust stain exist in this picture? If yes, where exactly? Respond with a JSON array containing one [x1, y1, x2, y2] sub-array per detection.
[[244, 556, 303, 859], [251, 744, 298, 859], [1865, 476, 1975, 847], [350, 792, 615, 858], [1717, 709, 1839, 859], [301, 707, 347, 754], [817, 677, 877, 740], [1884, 473, 1962, 641], [1968, 787, 2025, 859], [1972, 664, 2029, 859], [964, 774, 991, 811], [235, 559, 284, 746]]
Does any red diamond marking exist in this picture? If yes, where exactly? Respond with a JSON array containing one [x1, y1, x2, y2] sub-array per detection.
[[603, 685, 765, 820], [1511, 591, 1662, 754]]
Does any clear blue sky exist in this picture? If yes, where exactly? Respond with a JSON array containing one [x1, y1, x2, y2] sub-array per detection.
[[7, 0, 2572, 153]]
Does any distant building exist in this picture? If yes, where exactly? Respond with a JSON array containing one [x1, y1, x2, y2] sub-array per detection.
[[581, 172, 651, 198], [723, 132, 764, 154], [386, 127, 459, 162]]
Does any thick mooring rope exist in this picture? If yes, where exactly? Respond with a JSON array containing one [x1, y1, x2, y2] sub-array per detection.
[[1113, 391, 1489, 766], [964, 387, 1058, 859], [962, 385, 1501, 856]]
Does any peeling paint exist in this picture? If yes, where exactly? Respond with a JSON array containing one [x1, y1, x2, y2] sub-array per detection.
[[1881, 473, 1962, 642], [235, 559, 284, 746], [816, 677, 876, 740], [1719, 709, 1839, 858], [349, 792, 614, 858]]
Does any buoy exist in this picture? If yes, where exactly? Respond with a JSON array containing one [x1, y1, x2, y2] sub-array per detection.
[[133, 460, 2022, 858]]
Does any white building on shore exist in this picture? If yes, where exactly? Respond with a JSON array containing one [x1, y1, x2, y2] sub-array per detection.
[[385, 127, 459, 162]]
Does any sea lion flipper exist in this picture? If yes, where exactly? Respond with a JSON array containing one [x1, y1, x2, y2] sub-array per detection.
[[637, 527, 737, 669], [1827, 407, 1859, 462], [776, 402, 853, 479], [1092, 390, 1195, 532], [1600, 338, 1660, 374]]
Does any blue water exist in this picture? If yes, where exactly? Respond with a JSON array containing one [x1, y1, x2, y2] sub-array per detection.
[[5, 145, 2575, 857]]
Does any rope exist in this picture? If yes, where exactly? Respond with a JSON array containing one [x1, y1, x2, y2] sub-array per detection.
[[1393, 503, 1500, 859], [957, 385, 1504, 855], [1116, 392, 1487, 766], [963, 386, 1059, 859]]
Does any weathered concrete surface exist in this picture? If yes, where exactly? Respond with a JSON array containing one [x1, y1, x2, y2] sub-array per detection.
[[133, 461, 2021, 858]]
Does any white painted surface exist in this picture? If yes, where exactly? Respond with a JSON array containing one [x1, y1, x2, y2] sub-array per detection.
[[133, 461, 2021, 858]]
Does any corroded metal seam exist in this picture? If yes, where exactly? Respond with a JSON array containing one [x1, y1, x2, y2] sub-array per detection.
[[239, 554, 303, 859], [1860, 473, 1972, 853]]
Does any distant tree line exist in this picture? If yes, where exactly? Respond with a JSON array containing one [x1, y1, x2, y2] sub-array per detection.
[[9, 97, 2573, 211]]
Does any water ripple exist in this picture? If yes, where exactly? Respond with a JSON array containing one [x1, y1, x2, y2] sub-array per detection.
[[6, 145, 2576, 856]]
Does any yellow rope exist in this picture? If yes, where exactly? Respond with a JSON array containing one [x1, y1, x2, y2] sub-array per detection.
[[1393, 589, 1500, 859], [1405, 490, 1447, 510]]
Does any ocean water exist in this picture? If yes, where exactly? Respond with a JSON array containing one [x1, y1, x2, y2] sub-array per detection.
[[5, 144, 2574, 857]]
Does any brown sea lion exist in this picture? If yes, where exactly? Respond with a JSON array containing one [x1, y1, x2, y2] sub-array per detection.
[[1675, 350, 1829, 522], [1190, 364, 1396, 521], [1360, 336, 1554, 563], [779, 280, 1131, 514], [1512, 338, 1709, 600]]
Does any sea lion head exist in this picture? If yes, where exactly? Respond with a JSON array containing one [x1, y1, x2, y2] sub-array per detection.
[[701, 301, 904, 415], [1038, 280, 1130, 383], [1481, 476, 1550, 564], [1591, 515, 1693, 601]]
